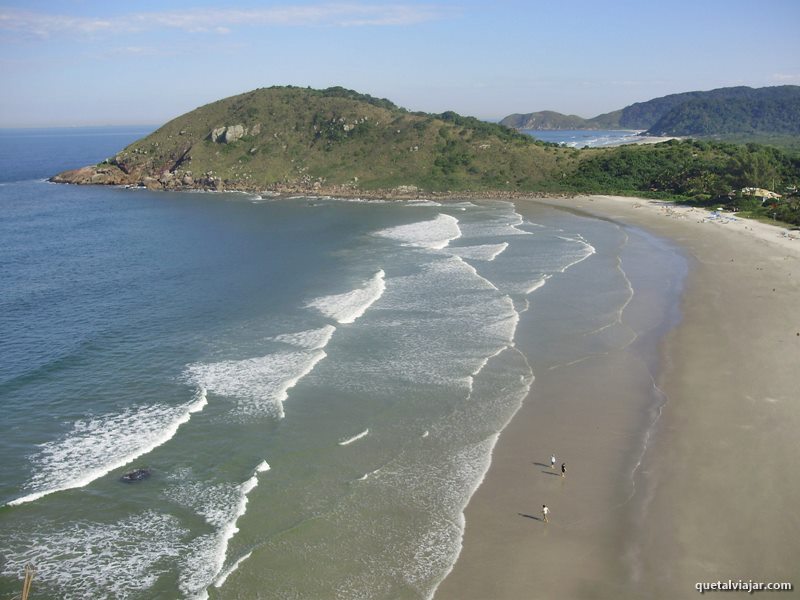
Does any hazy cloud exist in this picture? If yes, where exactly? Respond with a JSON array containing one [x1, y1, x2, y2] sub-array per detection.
[[772, 73, 800, 83], [0, 4, 445, 38]]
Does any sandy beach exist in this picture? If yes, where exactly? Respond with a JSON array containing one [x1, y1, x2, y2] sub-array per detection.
[[435, 196, 800, 599]]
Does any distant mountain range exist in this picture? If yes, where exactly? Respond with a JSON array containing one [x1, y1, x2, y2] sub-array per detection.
[[500, 86, 800, 137]]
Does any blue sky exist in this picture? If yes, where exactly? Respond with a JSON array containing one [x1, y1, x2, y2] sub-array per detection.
[[1, 0, 799, 126]]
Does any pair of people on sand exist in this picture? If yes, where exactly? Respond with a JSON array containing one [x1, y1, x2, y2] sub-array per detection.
[[550, 454, 566, 477], [542, 455, 566, 523]]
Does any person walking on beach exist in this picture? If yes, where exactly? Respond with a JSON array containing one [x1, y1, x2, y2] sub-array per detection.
[[542, 504, 549, 523], [561, 463, 566, 478], [550, 454, 556, 469]]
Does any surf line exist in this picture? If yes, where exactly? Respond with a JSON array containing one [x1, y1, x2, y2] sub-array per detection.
[[306, 269, 386, 324], [338, 429, 369, 446], [5, 387, 209, 508], [192, 461, 270, 599]]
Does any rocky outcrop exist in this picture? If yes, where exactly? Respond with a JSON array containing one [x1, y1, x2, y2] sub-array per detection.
[[50, 165, 135, 186], [210, 126, 226, 143], [210, 124, 246, 143], [223, 124, 244, 143]]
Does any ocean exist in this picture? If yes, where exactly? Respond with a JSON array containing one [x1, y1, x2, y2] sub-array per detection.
[[0, 128, 686, 599], [520, 129, 646, 147]]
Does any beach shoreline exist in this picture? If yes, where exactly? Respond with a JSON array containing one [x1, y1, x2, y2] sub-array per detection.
[[434, 195, 800, 599]]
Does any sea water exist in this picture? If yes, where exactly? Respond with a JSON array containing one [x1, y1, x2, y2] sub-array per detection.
[[521, 129, 645, 147], [0, 128, 685, 599]]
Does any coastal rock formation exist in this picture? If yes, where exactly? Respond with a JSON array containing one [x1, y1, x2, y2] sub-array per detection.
[[210, 124, 246, 143], [120, 468, 151, 482]]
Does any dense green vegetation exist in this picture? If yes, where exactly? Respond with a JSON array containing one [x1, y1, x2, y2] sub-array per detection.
[[560, 139, 800, 225], [646, 90, 800, 136]]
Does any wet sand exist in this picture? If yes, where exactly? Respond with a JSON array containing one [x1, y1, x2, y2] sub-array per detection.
[[435, 196, 800, 599]]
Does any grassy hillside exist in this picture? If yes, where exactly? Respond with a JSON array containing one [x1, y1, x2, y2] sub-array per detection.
[[71, 86, 574, 193]]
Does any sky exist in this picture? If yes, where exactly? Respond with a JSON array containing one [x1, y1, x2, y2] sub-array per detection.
[[1, 0, 799, 127]]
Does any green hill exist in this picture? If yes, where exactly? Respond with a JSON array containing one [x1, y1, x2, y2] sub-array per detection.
[[645, 87, 800, 136], [52, 86, 570, 194], [499, 110, 597, 130]]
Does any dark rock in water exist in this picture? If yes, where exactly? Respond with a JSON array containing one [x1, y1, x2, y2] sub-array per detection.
[[120, 468, 151, 482]]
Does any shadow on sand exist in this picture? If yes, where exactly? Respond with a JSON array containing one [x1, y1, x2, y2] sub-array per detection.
[[518, 513, 542, 521]]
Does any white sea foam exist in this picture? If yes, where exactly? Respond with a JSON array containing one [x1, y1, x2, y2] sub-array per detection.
[[306, 270, 386, 324], [427, 348, 535, 599], [449, 242, 508, 262], [405, 199, 441, 207], [455, 202, 532, 240], [0, 511, 187, 599], [271, 324, 336, 349], [172, 463, 269, 599], [376, 213, 461, 250], [213, 551, 253, 588], [7, 388, 208, 507], [451, 255, 499, 291], [470, 344, 511, 377], [525, 276, 548, 294], [185, 348, 326, 419], [351, 255, 518, 389], [356, 467, 381, 481], [339, 429, 369, 446], [505, 212, 534, 236], [555, 235, 597, 271], [321, 196, 391, 204], [465, 375, 474, 394]]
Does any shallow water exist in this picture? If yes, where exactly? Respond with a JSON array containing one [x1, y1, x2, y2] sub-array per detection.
[[521, 128, 645, 147], [0, 128, 685, 599]]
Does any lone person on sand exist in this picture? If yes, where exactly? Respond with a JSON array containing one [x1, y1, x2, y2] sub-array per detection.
[[542, 504, 549, 523], [550, 454, 556, 469], [561, 463, 566, 478]]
